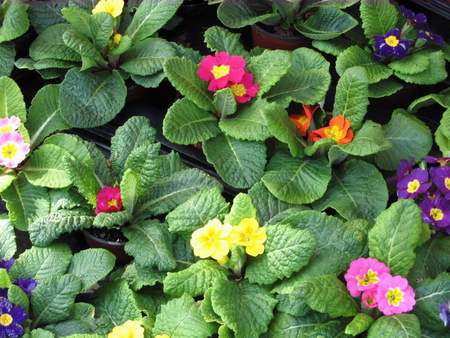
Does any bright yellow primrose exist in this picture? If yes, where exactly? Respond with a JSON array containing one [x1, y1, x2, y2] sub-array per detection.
[[92, 0, 124, 18], [190, 219, 232, 260], [107, 320, 144, 338], [230, 218, 267, 257]]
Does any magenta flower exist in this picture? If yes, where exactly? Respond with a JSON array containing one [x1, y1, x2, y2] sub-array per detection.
[[229, 71, 259, 103], [95, 186, 123, 214], [344, 257, 391, 297], [0, 131, 29, 168], [374, 28, 413, 59], [362, 289, 378, 309], [397, 168, 431, 199], [0, 116, 21, 134], [430, 166, 450, 199], [0, 298, 28, 338], [198, 52, 246, 92], [420, 193, 450, 233], [376, 274, 415, 316]]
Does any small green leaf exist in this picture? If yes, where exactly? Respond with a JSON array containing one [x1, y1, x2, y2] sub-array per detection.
[[345, 313, 374, 336], [8, 285, 29, 313], [224, 193, 256, 226], [388, 53, 430, 75], [213, 88, 237, 117], [63, 29, 105, 62], [89, 12, 114, 49], [436, 110, 450, 153], [0, 43, 15, 76], [394, 50, 447, 85], [0, 218, 16, 260], [0, 76, 27, 121], [367, 314, 421, 338]]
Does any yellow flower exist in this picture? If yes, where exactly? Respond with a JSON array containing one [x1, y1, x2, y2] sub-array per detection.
[[190, 219, 232, 260], [229, 218, 267, 257], [92, 0, 124, 18], [108, 320, 144, 338]]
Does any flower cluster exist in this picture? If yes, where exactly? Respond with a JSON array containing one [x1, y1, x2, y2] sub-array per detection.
[[373, 5, 444, 61], [290, 106, 354, 145], [390, 156, 450, 233], [190, 218, 267, 262], [344, 258, 416, 316], [95, 186, 123, 215], [197, 52, 259, 103], [0, 116, 30, 169]]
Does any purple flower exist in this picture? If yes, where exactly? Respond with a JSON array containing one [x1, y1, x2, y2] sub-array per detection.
[[0, 259, 14, 272], [374, 28, 413, 59], [0, 298, 28, 338], [0, 288, 7, 300], [440, 301, 450, 326], [389, 158, 415, 185], [420, 193, 450, 233], [423, 156, 450, 164], [13, 278, 37, 296], [430, 166, 450, 199], [417, 28, 445, 46], [397, 168, 431, 199], [400, 5, 428, 27]]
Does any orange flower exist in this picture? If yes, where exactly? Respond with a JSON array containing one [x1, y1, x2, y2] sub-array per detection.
[[308, 115, 354, 145], [290, 105, 318, 136]]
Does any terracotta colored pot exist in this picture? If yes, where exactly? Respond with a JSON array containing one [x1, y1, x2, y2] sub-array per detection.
[[251, 24, 312, 50], [82, 229, 132, 266]]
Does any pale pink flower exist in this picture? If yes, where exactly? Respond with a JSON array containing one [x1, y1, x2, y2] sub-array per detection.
[[198, 52, 246, 92], [344, 257, 391, 297], [229, 71, 259, 103], [0, 116, 21, 133], [362, 289, 379, 308], [0, 131, 30, 168], [376, 274, 416, 315]]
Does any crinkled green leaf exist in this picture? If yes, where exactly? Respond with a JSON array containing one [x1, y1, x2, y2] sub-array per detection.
[[360, 0, 398, 43], [312, 37, 357, 57], [0, 0, 29, 43], [89, 12, 114, 49], [121, 262, 166, 291], [60, 7, 90, 36], [93, 210, 132, 228], [27, 0, 67, 34], [0, 171, 16, 193], [8, 284, 29, 313], [203, 134, 266, 189], [204, 25, 249, 58], [367, 314, 421, 338], [213, 88, 237, 117], [224, 192, 256, 226], [64, 157, 100, 208], [63, 29, 105, 62], [0, 218, 16, 260], [345, 313, 374, 337], [388, 52, 430, 75], [436, 110, 450, 153], [262, 152, 331, 204], [163, 97, 220, 145], [0, 43, 15, 76], [394, 51, 447, 85], [0, 76, 27, 121], [216, 0, 279, 29], [245, 223, 316, 285], [368, 199, 424, 277], [368, 77, 404, 98]]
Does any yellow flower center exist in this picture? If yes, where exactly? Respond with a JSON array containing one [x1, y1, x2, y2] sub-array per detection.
[[297, 116, 309, 125], [365, 296, 375, 306], [108, 199, 118, 208], [385, 35, 400, 47], [230, 83, 246, 97], [1, 143, 18, 159], [0, 314, 13, 326], [0, 126, 13, 133], [386, 287, 404, 306], [211, 65, 230, 79], [357, 269, 379, 286], [430, 208, 444, 221], [324, 125, 344, 141], [445, 177, 450, 190], [407, 179, 420, 193]]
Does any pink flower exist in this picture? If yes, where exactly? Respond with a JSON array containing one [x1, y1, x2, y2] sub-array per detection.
[[229, 71, 259, 103], [0, 131, 30, 168], [362, 289, 378, 308], [344, 257, 391, 297], [198, 52, 246, 92], [0, 116, 21, 133], [376, 274, 416, 315], [95, 186, 122, 214]]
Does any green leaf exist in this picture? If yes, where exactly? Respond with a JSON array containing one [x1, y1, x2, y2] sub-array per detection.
[[203, 134, 267, 189], [312, 159, 388, 222], [166, 187, 230, 235], [8, 285, 29, 313], [68, 249, 116, 292], [216, 0, 278, 29], [0, 76, 27, 121], [125, 0, 183, 43], [204, 25, 249, 58], [0, 268, 10, 288], [0, 43, 15, 76], [368, 199, 424, 277], [93, 210, 131, 228], [388, 53, 430, 75], [0, 218, 16, 259], [31, 274, 82, 327], [213, 87, 237, 117], [0, 0, 29, 43], [224, 193, 256, 225], [333, 66, 369, 130], [367, 314, 421, 338], [373, 110, 433, 171], [262, 101, 306, 157], [394, 51, 447, 85], [2, 174, 50, 231], [59, 68, 127, 128], [210, 279, 277, 338], [262, 153, 331, 204], [360, 0, 399, 43], [345, 313, 374, 336], [291, 274, 358, 318], [163, 57, 214, 111], [121, 262, 165, 291], [64, 157, 100, 207], [135, 168, 223, 218], [61, 7, 91, 36], [29, 209, 96, 247], [63, 29, 105, 62], [164, 260, 230, 297], [245, 223, 317, 285], [312, 37, 357, 57], [26, 84, 71, 150], [152, 293, 218, 338], [163, 97, 220, 145], [89, 12, 114, 49], [27, 0, 67, 34], [123, 219, 176, 271], [436, 110, 450, 153], [368, 78, 404, 98]]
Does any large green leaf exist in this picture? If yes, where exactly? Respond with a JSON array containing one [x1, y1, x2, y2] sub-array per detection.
[[0, 43, 15, 76], [368, 199, 425, 277], [31, 274, 82, 327], [367, 314, 421, 338], [312, 159, 388, 222], [162, 97, 220, 145], [262, 152, 331, 204], [0, 0, 29, 43], [152, 294, 218, 338], [166, 187, 229, 235], [216, 0, 279, 29], [59, 68, 127, 128], [210, 279, 278, 338], [435, 110, 450, 153], [0, 76, 27, 121], [123, 219, 176, 271], [204, 25, 249, 58], [203, 134, 267, 189], [0, 217, 16, 260], [360, 0, 399, 43], [394, 50, 447, 85], [245, 223, 317, 285], [124, 0, 183, 43], [121, 261, 165, 291]]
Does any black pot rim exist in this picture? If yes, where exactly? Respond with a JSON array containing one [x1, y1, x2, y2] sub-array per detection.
[[82, 229, 126, 247], [251, 23, 306, 41]]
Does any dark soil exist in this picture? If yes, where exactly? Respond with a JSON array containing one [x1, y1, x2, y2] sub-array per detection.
[[86, 227, 127, 243]]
